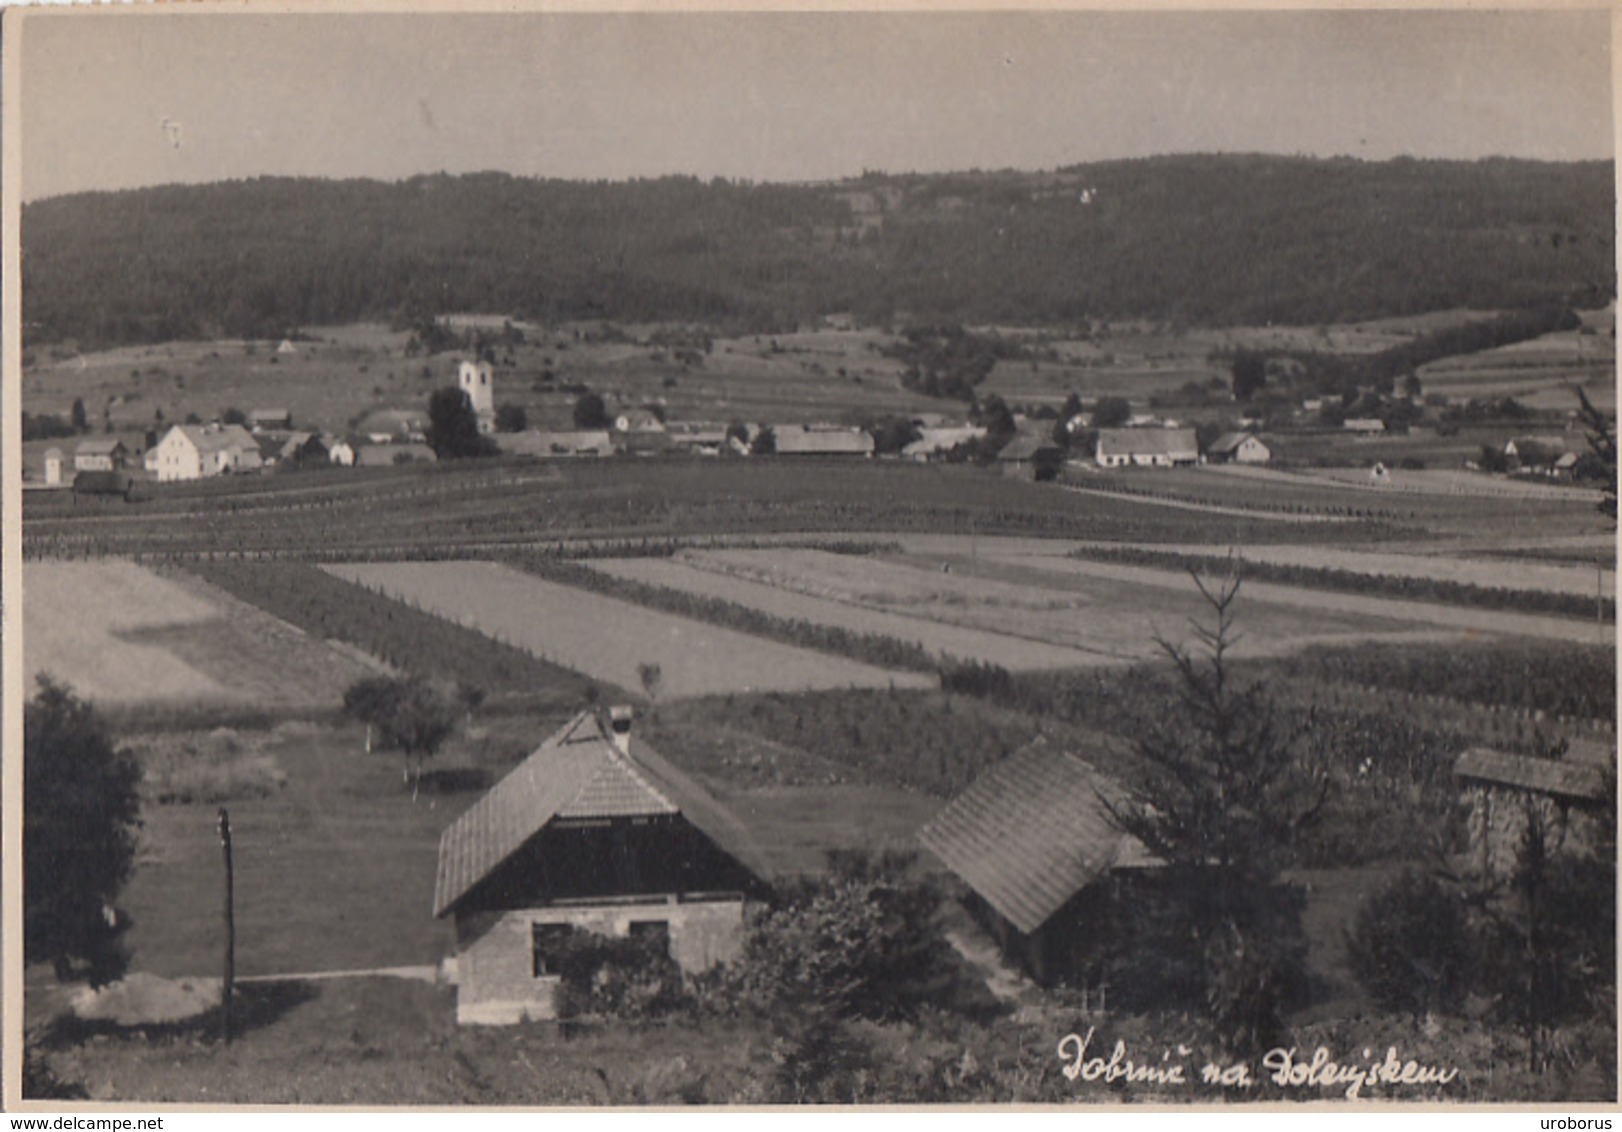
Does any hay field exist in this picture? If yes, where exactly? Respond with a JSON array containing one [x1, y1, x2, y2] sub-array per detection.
[[23, 560, 387, 706], [323, 561, 935, 698]]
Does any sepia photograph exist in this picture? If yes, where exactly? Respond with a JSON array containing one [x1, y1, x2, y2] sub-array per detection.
[[5, 3, 1617, 1109]]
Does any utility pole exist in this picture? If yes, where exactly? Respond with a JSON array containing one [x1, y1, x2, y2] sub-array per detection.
[[218, 807, 235, 1045]]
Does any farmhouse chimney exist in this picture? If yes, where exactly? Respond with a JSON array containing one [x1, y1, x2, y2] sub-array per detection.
[[608, 705, 634, 755]]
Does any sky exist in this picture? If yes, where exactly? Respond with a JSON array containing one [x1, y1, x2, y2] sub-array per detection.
[[16, 6, 1617, 201]]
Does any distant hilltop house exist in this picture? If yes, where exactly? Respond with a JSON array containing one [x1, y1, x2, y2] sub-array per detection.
[[918, 740, 1160, 986], [356, 409, 429, 445], [1205, 432, 1271, 465], [74, 437, 129, 472], [772, 424, 875, 457], [1094, 427, 1199, 469], [1455, 745, 1613, 880], [153, 423, 262, 482], [902, 425, 987, 462], [459, 359, 496, 435], [499, 430, 615, 459], [248, 408, 293, 433], [434, 707, 770, 1025]]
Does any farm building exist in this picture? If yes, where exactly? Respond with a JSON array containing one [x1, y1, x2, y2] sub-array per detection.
[[356, 442, 437, 467], [72, 470, 134, 499], [995, 433, 1064, 480], [902, 426, 987, 461], [773, 424, 875, 457], [1343, 418, 1387, 434], [248, 408, 293, 432], [434, 707, 770, 1024], [1206, 433, 1271, 465], [1455, 746, 1613, 880], [458, 360, 496, 434], [357, 408, 429, 444], [74, 437, 129, 472], [328, 439, 356, 466], [43, 447, 63, 486], [614, 409, 667, 435], [918, 740, 1159, 986], [152, 423, 262, 482], [665, 424, 732, 457], [500, 430, 614, 459], [1094, 428, 1199, 468], [278, 432, 334, 466]]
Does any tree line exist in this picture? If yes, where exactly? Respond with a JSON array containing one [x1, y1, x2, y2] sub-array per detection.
[[22, 156, 1613, 351]]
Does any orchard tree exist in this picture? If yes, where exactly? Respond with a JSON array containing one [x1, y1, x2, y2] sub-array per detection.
[[1092, 396, 1132, 429], [24, 676, 142, 986], [426, 386, 495, 459], [70, 398, 89, 434], [494, 403, 528, 433], [343, 676, 460, 798], [1101, 571, 1326, 1052], [573, 392, 610, 430]]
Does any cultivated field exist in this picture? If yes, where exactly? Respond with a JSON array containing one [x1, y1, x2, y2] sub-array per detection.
[[323, 560, 935, 697], [604, 546, 1456, 664], [23, 560, 386, 706]]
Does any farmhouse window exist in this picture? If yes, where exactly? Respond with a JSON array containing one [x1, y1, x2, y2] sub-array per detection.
[[532, 922, 576, 977], [628, 920, 670, 956]]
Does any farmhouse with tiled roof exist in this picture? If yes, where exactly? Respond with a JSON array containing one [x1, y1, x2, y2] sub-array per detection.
[[152, 423, 262, 482], [434, 707, 769, 1024]]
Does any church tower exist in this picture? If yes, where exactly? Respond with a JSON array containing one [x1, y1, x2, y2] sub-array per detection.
[[458, 359, 495, 434]]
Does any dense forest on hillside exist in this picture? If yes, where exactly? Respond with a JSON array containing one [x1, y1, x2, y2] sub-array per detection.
[[21, 155, 1614, 348]]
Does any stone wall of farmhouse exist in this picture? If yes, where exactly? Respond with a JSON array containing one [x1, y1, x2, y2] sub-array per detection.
[[453, 898, 745, 1025], [1466, 785, 1605, 879]]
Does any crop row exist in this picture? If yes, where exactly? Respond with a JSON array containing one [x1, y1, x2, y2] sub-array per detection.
[[1067, 545, 1617, 622], [176, 558, 610, 704], [503, 553, 942, 675]]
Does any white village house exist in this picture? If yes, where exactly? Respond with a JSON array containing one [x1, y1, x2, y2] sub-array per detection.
[[152, 423, 263, 482], [459, 359, 496, 435], [1094, 427, 1200, 469], [74, 437, 130, 472]]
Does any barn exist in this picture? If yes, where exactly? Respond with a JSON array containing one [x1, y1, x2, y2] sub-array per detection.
[[74, 437, 130, 472], [434, 707, 770, 1024], [918, 739, 1159, 986], [1094, 428, 1199, 468], [994, 433, 1064, 480], [1206, 432, 1271, 465]]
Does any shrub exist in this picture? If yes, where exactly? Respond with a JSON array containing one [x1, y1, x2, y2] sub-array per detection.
[[549, 929, 690, 1022], [1346, 868, 1474, 1023]]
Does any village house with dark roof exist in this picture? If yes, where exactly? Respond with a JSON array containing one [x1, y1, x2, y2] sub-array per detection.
[[918, 739, 1159, 986], [434, 707, 770, 1024], [1205, 432, 1271, 465]]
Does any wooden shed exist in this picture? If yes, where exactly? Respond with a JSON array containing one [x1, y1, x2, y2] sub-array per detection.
[[434, 707, 770, 1024], [1455, 746, 1613, 879], [918, 739, 1159, 986]]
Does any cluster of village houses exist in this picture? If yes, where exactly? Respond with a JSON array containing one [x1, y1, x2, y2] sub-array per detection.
[[33, 356, 1595, 490]]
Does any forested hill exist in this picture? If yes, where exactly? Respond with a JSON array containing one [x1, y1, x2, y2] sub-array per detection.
[[22, 155, 1615, 348]]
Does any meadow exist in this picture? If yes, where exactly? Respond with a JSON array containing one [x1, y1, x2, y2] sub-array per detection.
[[23, 560, 384, 707]]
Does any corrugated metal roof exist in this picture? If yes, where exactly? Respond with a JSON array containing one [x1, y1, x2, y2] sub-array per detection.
[[1095, 428, 1199, 459], [1456, 747, 1611, 802], [918, 740, 1158, 935], [433, 711, 767, 917]]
